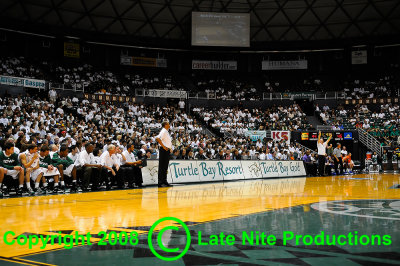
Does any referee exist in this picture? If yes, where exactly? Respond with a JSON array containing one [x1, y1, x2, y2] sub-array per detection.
[[156, 121, 173, 187], [317, 131, 332, 176]]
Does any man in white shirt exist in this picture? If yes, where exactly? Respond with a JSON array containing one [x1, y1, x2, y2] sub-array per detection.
[[121, 143, 143, 188], [317, 131, 332, 176], [77, 143, 102, 191], [156, 121, 173, 187], [100, 144, 120, 190]]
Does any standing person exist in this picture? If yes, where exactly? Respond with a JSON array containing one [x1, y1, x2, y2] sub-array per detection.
[[333, 143, 344, 175], [317, 131, 332, 176], [156, 121, 173, 187]]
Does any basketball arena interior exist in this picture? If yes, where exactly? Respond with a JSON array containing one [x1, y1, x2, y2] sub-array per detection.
[[0, 0, 399, 265]]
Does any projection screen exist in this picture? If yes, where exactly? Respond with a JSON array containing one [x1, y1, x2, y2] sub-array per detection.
[[192, 12, 250, 47]]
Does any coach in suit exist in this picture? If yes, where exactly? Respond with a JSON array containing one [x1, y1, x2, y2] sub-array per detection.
[[156, 121, 173, 187]]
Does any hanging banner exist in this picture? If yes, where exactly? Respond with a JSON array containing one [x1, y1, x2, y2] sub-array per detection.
[[271, 131, 290, 142], [0, 75, 46, 89], [262, 60, 308, 70], [192, 60, 237, 70], [120, 56, 167, 68], [120, 56, 132, 65], [64, 42, 80, 58], [352, 50, 367, 65], [244, 130, 267, 141], [145, 89, 187, 98]]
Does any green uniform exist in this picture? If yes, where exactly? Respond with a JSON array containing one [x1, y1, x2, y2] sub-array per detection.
[[39, 155, 53, 168], [0, 151, 20, 169], [52, 153, 74, 167]]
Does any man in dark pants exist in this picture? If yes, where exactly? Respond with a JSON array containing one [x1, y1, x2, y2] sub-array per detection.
[[76, 143, 102, 191], [333, 143, 344, 175], [317, 131, 332, 176], [156, 121, 173, 187], [121, 143, 143, 188]]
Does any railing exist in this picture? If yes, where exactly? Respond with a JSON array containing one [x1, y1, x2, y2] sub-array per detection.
[[357, 128, 383, 156], [263, 91, 346, 100], [295, 141, 317, 155]]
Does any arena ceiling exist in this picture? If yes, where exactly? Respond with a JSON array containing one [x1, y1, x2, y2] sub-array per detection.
[[0, 0, 399, 44]]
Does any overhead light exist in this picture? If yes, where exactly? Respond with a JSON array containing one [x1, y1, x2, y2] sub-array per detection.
[[65, 36, 80, 40]]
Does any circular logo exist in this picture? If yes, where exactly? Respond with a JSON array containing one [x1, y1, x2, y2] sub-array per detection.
[[311, 200, 400, 220], [148, 217, 191, 261]]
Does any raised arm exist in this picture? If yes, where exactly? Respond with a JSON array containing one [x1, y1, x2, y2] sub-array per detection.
[[326, 134, 333, 144]]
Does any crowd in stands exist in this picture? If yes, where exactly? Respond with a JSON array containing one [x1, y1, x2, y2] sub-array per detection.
[[1, 57, 398, 101], [343, 75, 398, 99], [0, 57, 44, 79], [0, 94, 314, 197], [316, 103, 400, 146], [191, 73, 261, 100], [193, 104, 312, 137]]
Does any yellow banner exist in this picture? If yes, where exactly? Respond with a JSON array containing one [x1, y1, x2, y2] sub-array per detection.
[[131, 56, 157, 67], [64, 42, 80, 58]]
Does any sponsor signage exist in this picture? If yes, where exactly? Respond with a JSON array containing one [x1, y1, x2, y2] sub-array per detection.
[[344, 132, 353, 140], [84, 93, 135, 103], [262, 60, 308, 70], [64, 42, 80, 58], [141, 160, 306, 185], [352, 50, 367, 65], [120, 56, 167, 68], [192, 60, 237, 70], [0, 75, 46, 89], [271, 131, 290, 142], [145, 89, 187, 99], [244, 130, 267, 141], [301, 132, 309, 140]]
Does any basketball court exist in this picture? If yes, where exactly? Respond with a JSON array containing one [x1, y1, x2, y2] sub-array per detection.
[[1, 173, 399, 265]]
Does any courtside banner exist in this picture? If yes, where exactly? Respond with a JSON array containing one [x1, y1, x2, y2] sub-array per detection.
[[192, 60, 237, 70], [262, 60, 308, 70], [141, 160, 305, 184], [271, 131, 290, 142]]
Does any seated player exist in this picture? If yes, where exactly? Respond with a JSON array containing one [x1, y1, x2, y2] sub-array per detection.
[[0, 142, 26, 196], [121, 143, 143, 188], [343, 153, 354, 174], [39, 145, 61, 193], [76, 143, 102, 191], [20, 144, 43, 195], [52, 145, 81, 192], [100, 144, 121, 190]]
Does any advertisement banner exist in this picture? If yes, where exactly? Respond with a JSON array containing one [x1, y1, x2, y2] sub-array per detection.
[[271, 131, 290, 142], [24, 78, 46, 89], [244, 130, 267, 141], [169, 161, 201, 183], [352, 50, 367, 65], [0, 75, 24, 87], [83, 93, 135, 103], [64, 42, 80, 58], [145, 89, 187, 99], [262, 60, 308, 70], [132, 56, 157, 67], [0, 75, 45, 89], [120, 56, 167, 68], [120, 56, 132, 65], [145, 160, 307, 184], [192, 60, 237, 70]]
